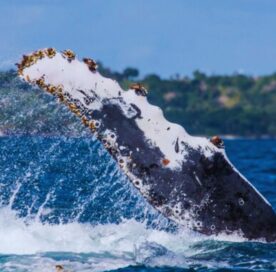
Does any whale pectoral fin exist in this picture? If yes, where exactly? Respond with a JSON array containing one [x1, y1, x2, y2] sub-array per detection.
[[18, 49, 276, 242]]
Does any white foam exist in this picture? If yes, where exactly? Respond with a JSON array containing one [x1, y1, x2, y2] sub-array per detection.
[[0, 207, 246, 256]]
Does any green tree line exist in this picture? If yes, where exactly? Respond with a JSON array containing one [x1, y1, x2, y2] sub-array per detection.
[[0, 65, 275, 137]]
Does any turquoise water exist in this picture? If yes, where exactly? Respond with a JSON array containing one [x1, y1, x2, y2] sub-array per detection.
[[0, 137, 275, 271]]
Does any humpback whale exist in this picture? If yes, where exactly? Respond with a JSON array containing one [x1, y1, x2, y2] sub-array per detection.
[[17, 49, 276, 242]]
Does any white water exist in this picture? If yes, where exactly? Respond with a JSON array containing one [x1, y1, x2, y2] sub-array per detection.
[[0, 206, 250, 272], [0, 206, 246, 254]]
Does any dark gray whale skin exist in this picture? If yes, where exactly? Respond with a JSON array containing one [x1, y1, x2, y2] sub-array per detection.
[[93, 102, 276, 242], [19, 49, 276, 242]]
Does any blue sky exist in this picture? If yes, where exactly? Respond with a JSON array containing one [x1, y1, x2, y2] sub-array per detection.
[[1, 0, 276, 77]]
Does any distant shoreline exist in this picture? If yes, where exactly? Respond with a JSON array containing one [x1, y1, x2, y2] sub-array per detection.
[[215, 135, 276, 140], [1, 70, 276, 138]]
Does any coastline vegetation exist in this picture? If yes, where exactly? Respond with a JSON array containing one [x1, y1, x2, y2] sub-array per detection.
[[0, 66, 275, 137]]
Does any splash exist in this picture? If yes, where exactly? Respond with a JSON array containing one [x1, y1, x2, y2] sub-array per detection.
[[1, 207, 273, 272], [0, 207, 249, 269]]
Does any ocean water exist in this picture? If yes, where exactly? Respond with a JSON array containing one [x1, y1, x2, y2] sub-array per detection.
[[0, 136, 275, 272]]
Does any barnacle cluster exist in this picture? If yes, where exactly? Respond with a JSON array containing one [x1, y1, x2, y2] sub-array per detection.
[[45, 47, 56, 58], [17, 49, 104, 138], [35, 76, 98, 133], [129, 83, 148, 96], [35, 76, 62, 98], [16, 48, 56, 76], [210, 135, 224, 148], [81, 116, 89, 126], [16, 54, 36, 75], [83, 58, 97, 72], [62, 49, 76, 62], [33, 49, 45, 60], [68, 102, 82, 116]]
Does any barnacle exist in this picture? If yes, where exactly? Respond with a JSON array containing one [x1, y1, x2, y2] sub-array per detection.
[[88, 120, 97, 131], [62, 49, 76, 61], [81, 116, 89, 126], [45, 48, 56, 58], [33, 49, 45, 60], [46, 85, 57, 94], [129, 83, 148, 96], [83, 58, 97, 72]]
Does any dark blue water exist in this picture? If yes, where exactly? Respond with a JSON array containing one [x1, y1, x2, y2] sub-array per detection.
[[0, 136, 275, 271]]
